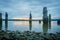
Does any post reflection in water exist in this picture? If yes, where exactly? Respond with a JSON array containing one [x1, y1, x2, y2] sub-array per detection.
[[48, 21, 51, 29], [43, 22, 48, 33], [42, 21, 51, 33]]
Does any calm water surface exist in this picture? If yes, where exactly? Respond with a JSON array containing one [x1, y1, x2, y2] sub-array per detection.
[[2, 21, 60, 33]]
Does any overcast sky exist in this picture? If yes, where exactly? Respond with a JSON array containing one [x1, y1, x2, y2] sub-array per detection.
[[0, 0, 60, 19]]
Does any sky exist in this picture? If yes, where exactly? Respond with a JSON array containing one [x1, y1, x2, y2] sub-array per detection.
[[0, 0, 60, 19]]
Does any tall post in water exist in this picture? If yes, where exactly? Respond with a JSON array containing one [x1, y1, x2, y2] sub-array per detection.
[[43, 7, 48, 33], [48, 14, 51, 29], [43, 7, 48, 24], [5, 12, 8, 31], [29, 11, 32, 32], [0, 13, 2, 31], [57, 20, 60, 25]]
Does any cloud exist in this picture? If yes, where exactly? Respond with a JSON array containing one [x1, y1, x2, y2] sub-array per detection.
[[0, 0, 60, 19]]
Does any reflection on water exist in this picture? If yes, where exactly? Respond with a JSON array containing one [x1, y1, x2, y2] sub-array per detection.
[[2, 21, 60, 33], [43, 22, 48, 33]]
